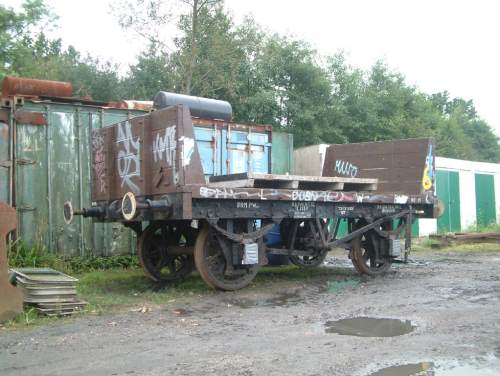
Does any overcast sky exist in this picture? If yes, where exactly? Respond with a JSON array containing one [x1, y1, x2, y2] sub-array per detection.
[[5, 0, 500, 134]]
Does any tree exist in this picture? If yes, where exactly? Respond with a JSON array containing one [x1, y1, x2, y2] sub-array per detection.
[[7, 32, 123, 101], [174, 3, 243, 98], [228, 33, 337, 146], [431, 93, 500, 162], [122, 42, 177, 100], [113, 0, 222, 94], [0, 0, 52, 76]]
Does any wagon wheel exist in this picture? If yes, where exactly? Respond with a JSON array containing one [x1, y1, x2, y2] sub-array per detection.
[[282, 219, 329, 267], [194, 223, 260, 291], [350, 225, 392, 276], [137, 222, 195, 282]]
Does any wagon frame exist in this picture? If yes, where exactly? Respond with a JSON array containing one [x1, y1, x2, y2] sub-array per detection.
[[64, 104, 439, 290]]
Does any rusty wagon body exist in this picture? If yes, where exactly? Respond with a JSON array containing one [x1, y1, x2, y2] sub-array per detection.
[[65, 101, 439, 290]]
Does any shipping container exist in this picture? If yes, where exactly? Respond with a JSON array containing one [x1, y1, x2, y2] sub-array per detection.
[[0, 100, 146, 257]]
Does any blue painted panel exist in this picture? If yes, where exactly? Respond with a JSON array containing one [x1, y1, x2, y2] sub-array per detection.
[[194, 126, 221, 176], [221, 129, 270, 174]]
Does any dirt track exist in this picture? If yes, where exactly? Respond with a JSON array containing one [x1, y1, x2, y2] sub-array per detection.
[[1, 250, 500, 375]]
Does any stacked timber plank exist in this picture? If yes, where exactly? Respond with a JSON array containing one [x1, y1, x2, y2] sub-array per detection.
[[209, 172, 378, 191], [430, 232, 500, 246], [11, 268, 87, 316]]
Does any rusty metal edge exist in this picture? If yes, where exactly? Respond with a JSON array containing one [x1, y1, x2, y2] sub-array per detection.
[[14, 111, 47, 126]]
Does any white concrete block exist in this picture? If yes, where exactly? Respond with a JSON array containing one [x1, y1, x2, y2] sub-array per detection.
[[293, 144, 329, 176], [418, 218, 437, 236]]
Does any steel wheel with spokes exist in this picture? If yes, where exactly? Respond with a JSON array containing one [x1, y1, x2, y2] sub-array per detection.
[[350, 233, 392, 276], [194, 223, 260, 291], [282, 219, 330, 267], [137, 222, 195, 282]]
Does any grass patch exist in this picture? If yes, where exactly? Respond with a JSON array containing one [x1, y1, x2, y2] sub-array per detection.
[[4, 240, 356, 329], [77, 268, 211, 310], [463, 223, 500, 233], [79, 264, 352, 310], [8, 239, 140, 274], [2, 264, 353, 330]]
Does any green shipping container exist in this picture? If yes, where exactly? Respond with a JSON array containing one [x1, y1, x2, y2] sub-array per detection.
[[475, 173, 496, 228], [436, 170, 461, 233], [271, 132, 293, 174], [0, 100, 146, 257]]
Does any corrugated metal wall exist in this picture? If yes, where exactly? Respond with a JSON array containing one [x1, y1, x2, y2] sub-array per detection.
[[1, 101, 294, 256], [271, 132, 293, 174], [1, 101, 146, 257]]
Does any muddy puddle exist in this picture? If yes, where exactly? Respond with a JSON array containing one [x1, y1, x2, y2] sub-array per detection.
[[325, 317, 414, 337], [225, 278, 360, 309], [368, 362, 433, 376], [368, 358, 500, 375]]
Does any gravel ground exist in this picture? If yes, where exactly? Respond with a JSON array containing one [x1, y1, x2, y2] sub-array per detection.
[[1, 250, 499, 376]]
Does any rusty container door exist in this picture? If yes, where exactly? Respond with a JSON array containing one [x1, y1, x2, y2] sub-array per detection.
[[0, 110, 10, 203], [191, 120, 273, 177], [13, 101, 145, 256], [221, 126, 271, 174]]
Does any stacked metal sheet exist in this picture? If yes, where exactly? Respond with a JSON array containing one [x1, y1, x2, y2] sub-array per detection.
[[11, 268, 87, 316]]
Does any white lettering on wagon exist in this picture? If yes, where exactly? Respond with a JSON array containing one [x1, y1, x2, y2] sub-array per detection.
[[199, 187, 359, 203], [337, 206, 354, 216], [394, 195, 409, 204], [291, 190, 340, 202], [335, 159, 358, 177], [153, 125, 176, 166], [116, 121, 141, 194], [236, 201, 259, 209], [200, 187, 267, 200]]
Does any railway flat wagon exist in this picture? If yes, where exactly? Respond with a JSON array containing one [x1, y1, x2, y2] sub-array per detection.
[[64, 94, 439, 290]]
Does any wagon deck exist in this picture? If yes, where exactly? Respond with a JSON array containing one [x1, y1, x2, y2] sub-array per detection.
[[208, 172, 378, 191], [65, 101, 439, 291]]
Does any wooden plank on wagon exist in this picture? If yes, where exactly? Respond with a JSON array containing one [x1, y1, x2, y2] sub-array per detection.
[[209, 172, 378, 191]]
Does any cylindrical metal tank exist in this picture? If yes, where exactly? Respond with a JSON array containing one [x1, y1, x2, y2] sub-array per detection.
[[1, 76, 73, 98], [153, 91, 232, 121]]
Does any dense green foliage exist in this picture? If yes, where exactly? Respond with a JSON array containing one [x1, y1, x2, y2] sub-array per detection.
[[1, 0, 499, 161], [8, 240, 139, 273]]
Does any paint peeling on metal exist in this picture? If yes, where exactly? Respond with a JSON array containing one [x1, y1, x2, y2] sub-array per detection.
[[180, 136, 195, 166], [14, 111, 47, 126]]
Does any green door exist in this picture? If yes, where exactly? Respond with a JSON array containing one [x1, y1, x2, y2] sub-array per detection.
[[436, 170, 461, 233], [475, 173, 496, 228]]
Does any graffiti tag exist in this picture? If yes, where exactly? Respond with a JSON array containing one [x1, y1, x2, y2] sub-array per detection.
[[116, 121, 141, 194], [153, 125, 176, 166], [335, 159, 358, 178], [92, 131, 107, 193]]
